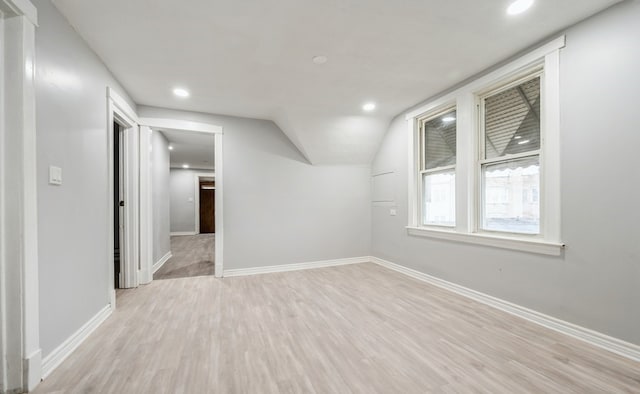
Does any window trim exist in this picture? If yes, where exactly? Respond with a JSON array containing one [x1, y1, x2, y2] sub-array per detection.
[[405, 225, 564, 256], [406, 36, 565, 256]]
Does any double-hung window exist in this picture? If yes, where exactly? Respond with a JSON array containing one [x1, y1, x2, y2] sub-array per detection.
[[479, 71, 542, 235], [406, 36, 564, 255], [419, 107, 457, 227]]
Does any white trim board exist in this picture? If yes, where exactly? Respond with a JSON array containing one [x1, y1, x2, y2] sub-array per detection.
[[41, 305, 112, 379], [138, 125, 153, 285], [213, 133, 224, 278], [24, 349, 42, 392], [369, 256, 640, 362], [1, 6, 41, 392], [139, 117, 223, 134], [406, 226, 564, 256], [223, 256, 370, 277], [152, 251, 172, 274], [107, 87, 138, 124], [0, 0, 38, 25], [170, 231, 197, 236]]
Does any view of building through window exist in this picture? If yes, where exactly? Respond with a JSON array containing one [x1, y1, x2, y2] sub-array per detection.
[[483, 159, 540, 234], [423, 171, 455, 226]]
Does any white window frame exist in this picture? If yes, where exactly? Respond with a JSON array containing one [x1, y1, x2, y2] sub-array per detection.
[[477, 68, 543, 237], [406, 36, 565, 256], [417, 105, 457, 228]]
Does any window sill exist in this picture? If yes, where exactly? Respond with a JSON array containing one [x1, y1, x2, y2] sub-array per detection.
[[406, 226, 564, 256]]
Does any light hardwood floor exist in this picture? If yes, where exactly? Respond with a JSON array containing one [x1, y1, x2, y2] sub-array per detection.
[[154, 234, 215, 280], [34, 263, 640, 393]]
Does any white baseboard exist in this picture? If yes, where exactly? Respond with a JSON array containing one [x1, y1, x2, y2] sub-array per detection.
[[370, 256, 640, 362], [109, 289, 116, 309], [152, 251, 172, 274], [25, 348, 42, 391], [223, 256, 370, 277], [41, 304, 113, 379], [170, 231, 197, 236]]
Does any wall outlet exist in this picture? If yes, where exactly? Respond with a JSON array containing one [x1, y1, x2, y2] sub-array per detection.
[[390, 208, 397, 216], [49, 166, 62, 185]]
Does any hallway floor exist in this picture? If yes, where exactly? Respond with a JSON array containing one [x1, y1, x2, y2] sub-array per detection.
[[154, 234, 215, 280], [33, 263, 640, 393]]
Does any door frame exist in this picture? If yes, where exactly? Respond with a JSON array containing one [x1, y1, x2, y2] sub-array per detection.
[[140, 118, 224, 277], [0, 0, 40, 391], [138, 125, 153, 284], [107, 88, 140, 299], [194, 172, 216, 235]]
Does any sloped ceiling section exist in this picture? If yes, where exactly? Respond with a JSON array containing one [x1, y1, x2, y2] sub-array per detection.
[[53, 0, 619, 165]]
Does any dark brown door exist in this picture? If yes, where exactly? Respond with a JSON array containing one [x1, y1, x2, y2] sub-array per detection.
[[113, 121, 122, 288], [199, 181, 215, 233]]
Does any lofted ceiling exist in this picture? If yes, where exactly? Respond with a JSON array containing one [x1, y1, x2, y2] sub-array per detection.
[[158, 128, 215, 170], [53, 0, 620, 165]]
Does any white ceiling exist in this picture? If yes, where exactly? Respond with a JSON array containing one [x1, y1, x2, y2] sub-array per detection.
[[54, 0, 619, 165], [158, 128, 215, 170]]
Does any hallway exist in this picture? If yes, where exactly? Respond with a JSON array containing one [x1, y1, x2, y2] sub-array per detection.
[[154, 234, 215, 280]]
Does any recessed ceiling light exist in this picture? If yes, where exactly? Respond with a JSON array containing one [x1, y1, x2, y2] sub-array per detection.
[[173, 88, 190, 98], [363, 102, 376, 112], [182, 164, 190, 168], [518, 139, 530, 145], [168, 146, 174, 150], [312, 55, 328, 64], [507, 0, 534, 15], [514, 136, 522, 139], [442, 116, 456, 122]]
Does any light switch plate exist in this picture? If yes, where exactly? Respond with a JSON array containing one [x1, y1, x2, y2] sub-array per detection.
[[390, 208, 397, 216], [49, 166, 62, 185]]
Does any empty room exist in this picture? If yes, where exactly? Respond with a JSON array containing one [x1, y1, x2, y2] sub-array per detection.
[[0, 0, 639, 393]]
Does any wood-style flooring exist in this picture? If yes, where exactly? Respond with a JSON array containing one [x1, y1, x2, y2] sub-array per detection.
[[154, 234, 215, 280], [34, 263, 640, 393]]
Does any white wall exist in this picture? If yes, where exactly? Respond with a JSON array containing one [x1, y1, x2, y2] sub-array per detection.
[[139, 106, 372, 270], [151, 131, 171, 263], [34, 0, 136, 357], [169, 168, 214, 234], [371, 0, 640, 346]]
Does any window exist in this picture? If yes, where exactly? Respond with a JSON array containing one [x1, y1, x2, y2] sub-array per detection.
[[480, 74, 541, 234], [406, 36, 564, 255], [419, 107, 456, 227]]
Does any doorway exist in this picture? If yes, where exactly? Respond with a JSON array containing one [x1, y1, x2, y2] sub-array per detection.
[[139, 118, 224, 279], [107, 87, 140, 299], [152, 129, 216, 280], [113, 121, 126, 289], [199, 179, 215, 233]]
